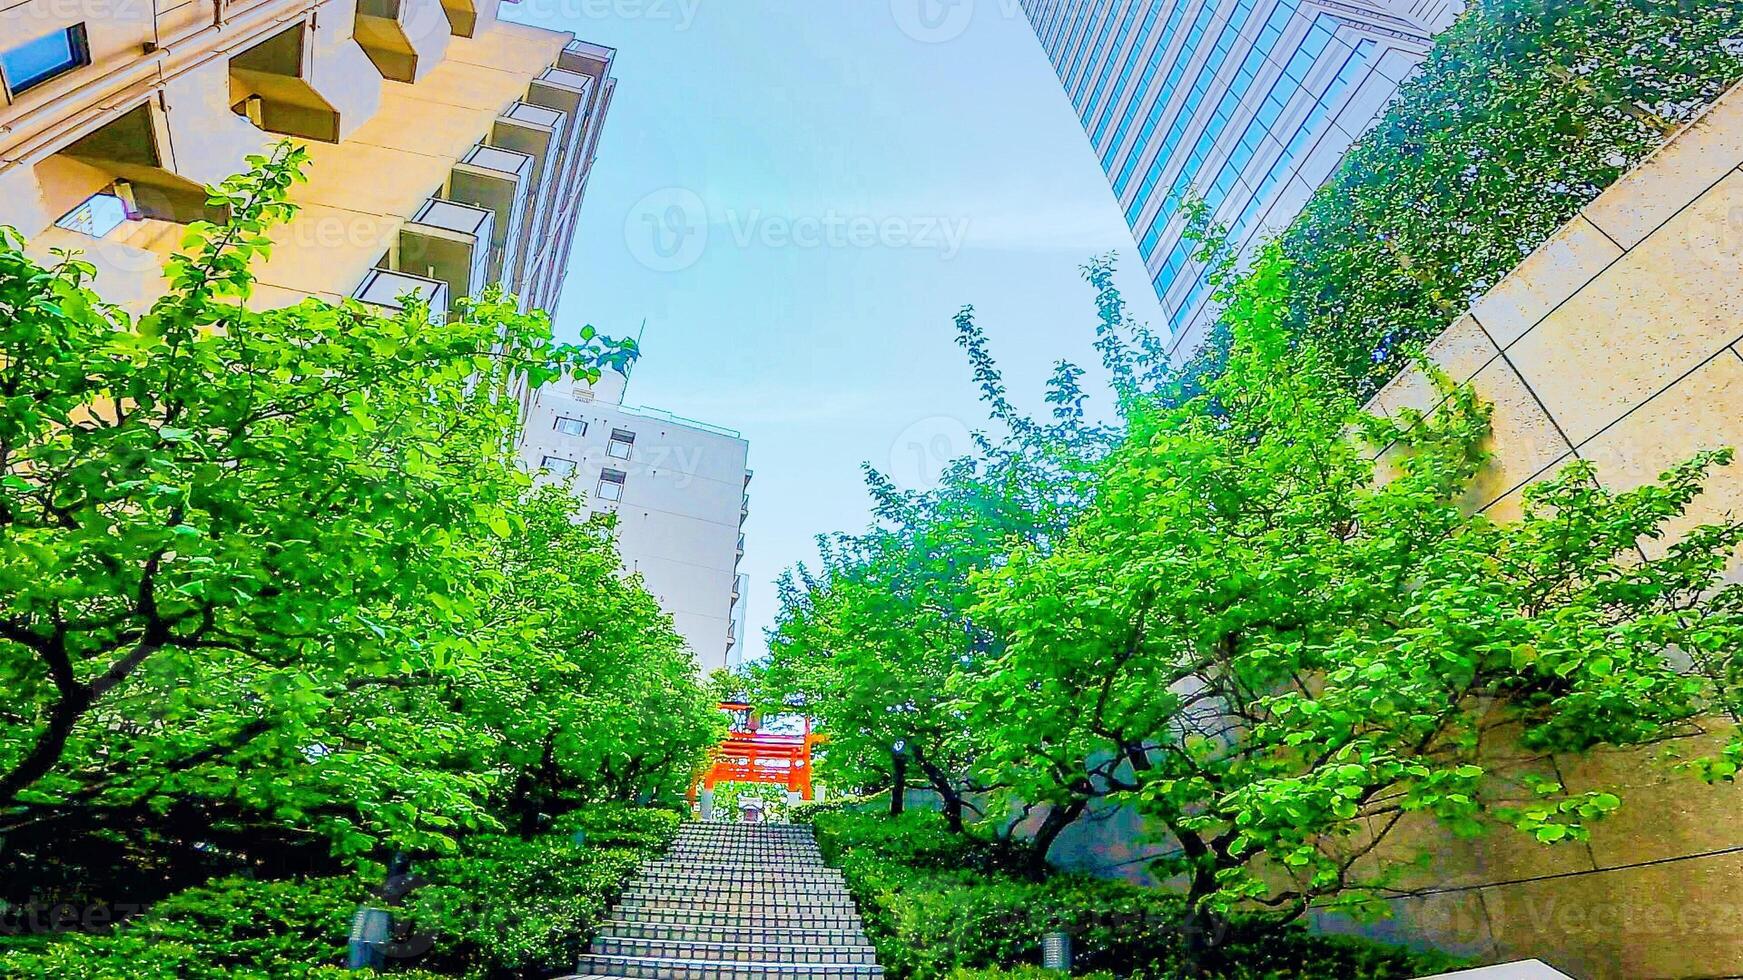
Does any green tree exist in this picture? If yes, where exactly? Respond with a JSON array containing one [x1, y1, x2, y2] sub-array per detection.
[[459, 486, 724, 832], [0, 143, 645, 874], [966, 248, 1743, 959], [754, 258, 1162, 832]]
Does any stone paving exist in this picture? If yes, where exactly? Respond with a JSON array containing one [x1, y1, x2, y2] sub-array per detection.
[[561, 822, 884, 980]]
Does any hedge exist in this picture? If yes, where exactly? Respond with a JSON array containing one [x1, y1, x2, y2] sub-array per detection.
[[0, 803, 680, 979], [811, 811, 1462, 980], [1187, 0, 1743, 396]]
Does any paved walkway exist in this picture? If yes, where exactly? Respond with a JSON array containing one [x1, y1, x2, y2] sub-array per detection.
[[563, 822, 884, 979]]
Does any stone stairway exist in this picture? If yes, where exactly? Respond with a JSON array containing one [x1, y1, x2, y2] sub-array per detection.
[[563, 822, 883, 980]]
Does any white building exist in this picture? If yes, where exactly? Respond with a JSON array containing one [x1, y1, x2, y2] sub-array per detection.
[[519, 370, 750, 672]]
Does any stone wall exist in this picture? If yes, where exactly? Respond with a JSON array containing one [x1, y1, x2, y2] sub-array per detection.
[[1336, 80, 1743, 980]]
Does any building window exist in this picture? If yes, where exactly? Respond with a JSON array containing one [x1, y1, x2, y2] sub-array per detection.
[[554, 416, 587, 436], [1, 25, 90, 97], [54, 192, 130, 238], [606, 428, 635, 460], [596, 468, 626, 502], [541, 455, 577, 477]]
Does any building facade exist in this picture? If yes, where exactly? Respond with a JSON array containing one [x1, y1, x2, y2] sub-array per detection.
[[0, 0, 614, 320], [1019, 0, 1461, 359], [0, 0, 752, 672], [519, 371, 752, 673]]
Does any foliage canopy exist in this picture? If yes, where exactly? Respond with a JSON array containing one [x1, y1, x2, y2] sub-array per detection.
[[0, 145, 720, 971]]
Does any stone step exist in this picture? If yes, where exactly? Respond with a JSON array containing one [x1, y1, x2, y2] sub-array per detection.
[[630, 885, 849, 899], [675, 832, 816, 841], [570, 954, 883, 980], [664, 850, 823, 860], [620, 899, 857, 913], [638, 864, 846, 882], [627, 871, 850, 889], [612, 906, 862, 929], [590, 936, 878, 965], [625, 878, 852, 895], [669, 843, 826, 850], [670, 833, 820, 845], [679, 819, 815, 826], [595, 921, 873, 948], [673, 836, 817, 847], [669, 834, 820, 844], [626, 886, 854, 905], [619, 891, 856, 910]]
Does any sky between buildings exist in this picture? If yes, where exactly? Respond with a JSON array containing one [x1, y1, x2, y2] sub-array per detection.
[[502, 0, 1170, 662]]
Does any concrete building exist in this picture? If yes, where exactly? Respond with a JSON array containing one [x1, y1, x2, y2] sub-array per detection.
[[1019, 0, 1462, 360], [0, 0, 751, 671], [520, 370, 752, 673], [0, 0, 615, 321]]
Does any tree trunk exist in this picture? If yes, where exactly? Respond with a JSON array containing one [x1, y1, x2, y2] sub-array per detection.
[[1166, 814, 1229, 975], [1026, 798, 1086, 878], [0, 691, 92, 809], [912, 746, 966, 832], [1179, 901, 1230, 977], [941, 794, 965, 832], [889, 750, 908, 817]]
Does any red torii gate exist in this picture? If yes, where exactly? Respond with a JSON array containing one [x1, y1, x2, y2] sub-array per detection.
[[692, 702, 821, 802]]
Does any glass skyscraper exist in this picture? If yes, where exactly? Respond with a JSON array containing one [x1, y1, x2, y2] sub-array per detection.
[[1020, 0, 1461, 360]]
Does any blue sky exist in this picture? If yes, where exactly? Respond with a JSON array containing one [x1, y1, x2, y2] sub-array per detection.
[[502, 0, 1167, 661]]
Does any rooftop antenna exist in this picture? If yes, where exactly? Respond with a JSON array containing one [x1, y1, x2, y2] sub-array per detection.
[[620, 318, 647, 401]]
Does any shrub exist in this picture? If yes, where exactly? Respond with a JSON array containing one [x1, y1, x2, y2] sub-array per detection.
[[812, 811, 1463, 980], [0, 876, 367, 979], [791, 791, 886, 825], [400, 806, 679, 977], [402, 834, 642, 978], [813, 810, 1028, 880], [0, 804, 678, 979], [791, 799, 850, 824], [553, 801, 684, 850], [948, 962, 1108, 969]]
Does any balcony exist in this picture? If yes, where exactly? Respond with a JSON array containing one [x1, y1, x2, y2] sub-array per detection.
[[492, 103, 566, 185], [447, 144, 532, 285], [398, 198, 492, 313], [354, 0, 450, 83], [227, 24, 342, 142], [38, 104, 224, 230], [439, 0, 500, 37], [352, 267, 449, 321], [526, 67, 593, 122], [557, 38, 614, 77]]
